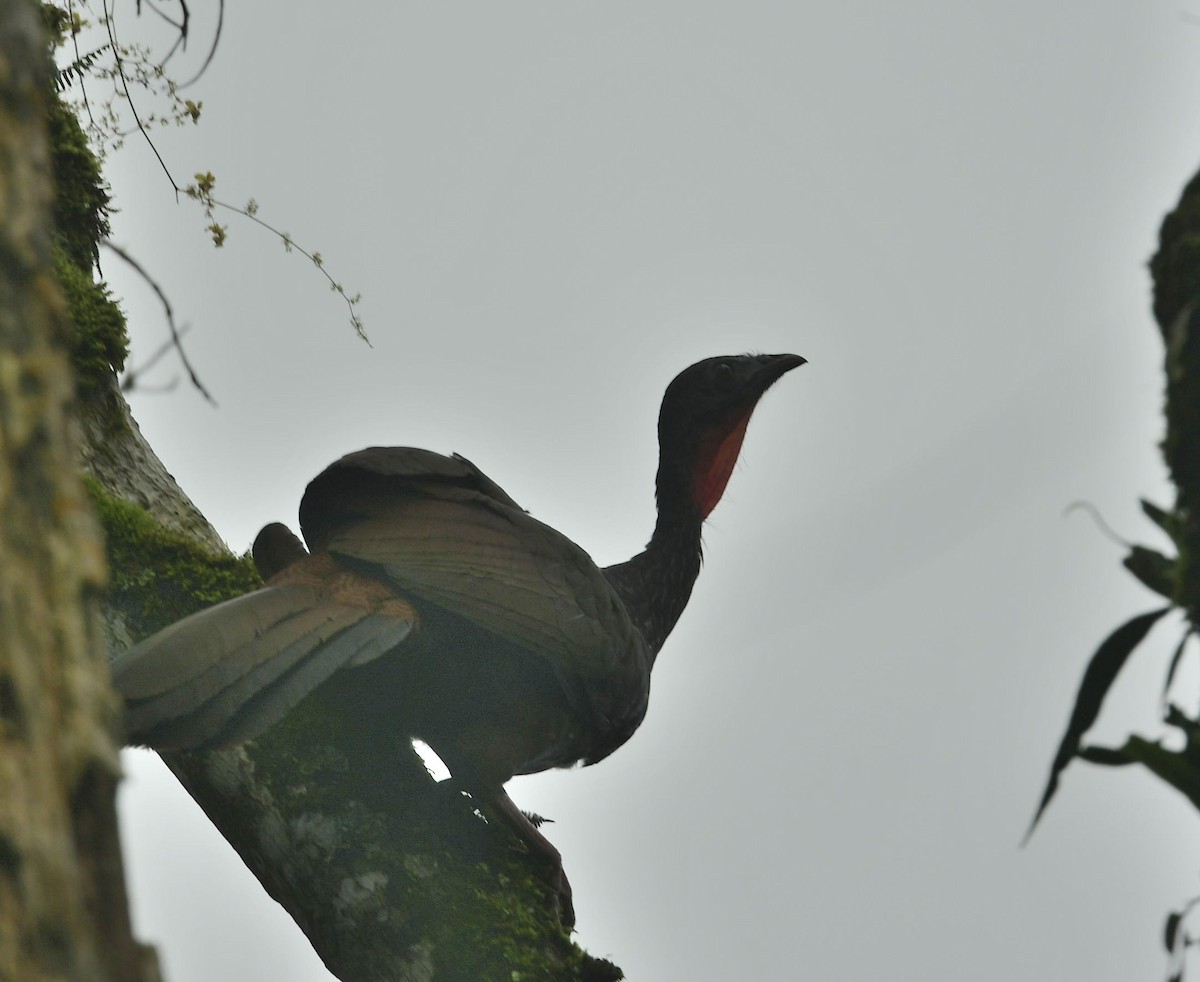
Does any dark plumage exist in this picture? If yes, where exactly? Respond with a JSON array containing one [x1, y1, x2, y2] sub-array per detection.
[[111, 352, 804, 924]]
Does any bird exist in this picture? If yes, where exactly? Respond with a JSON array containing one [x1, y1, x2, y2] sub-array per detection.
[[110, 352, 805, 925]]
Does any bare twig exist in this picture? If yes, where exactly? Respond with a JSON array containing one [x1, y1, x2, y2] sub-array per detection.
[[178, 0, 223, 89], [1064, 500, 1131, 549], [104, 0, 181, 195], [102, 239, 215, 404]]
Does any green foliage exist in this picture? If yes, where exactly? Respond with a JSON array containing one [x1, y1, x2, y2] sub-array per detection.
[[46, 90, 110, 269], [84, 477, 261, 639], [1152, 175, 1200, 627], [42, 34, 129, 405], [1034, 166, 1200, 832], [54, 43, 111, 95], [41, 3, 368, 347], [1151, 168, 1200, 336], [39, 1, 75, 48], [1027, 606, 1173, 840], [183, 172, 367, 339], [1033, 163, 1200, 981], [53, 244, 128, 397]]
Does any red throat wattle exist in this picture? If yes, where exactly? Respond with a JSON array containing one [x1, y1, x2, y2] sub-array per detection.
[[692, 410, 753, 518]]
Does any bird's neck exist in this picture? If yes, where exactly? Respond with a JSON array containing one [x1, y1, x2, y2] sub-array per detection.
[[603, 497, 703, 662]]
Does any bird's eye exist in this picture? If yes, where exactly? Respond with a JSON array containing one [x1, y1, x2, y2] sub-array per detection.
[[714, 361, 735, 384]]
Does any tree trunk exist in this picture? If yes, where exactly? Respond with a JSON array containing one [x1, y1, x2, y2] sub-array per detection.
[[0, 3, 157, 979]]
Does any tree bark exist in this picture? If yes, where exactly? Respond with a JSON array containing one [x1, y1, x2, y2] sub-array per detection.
[[0, 3, 157, 979]]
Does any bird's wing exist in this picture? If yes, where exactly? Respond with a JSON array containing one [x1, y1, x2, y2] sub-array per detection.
[[302, 448, 651, 706], [113, 447, 649, 751], [111, 556, 417, 750]]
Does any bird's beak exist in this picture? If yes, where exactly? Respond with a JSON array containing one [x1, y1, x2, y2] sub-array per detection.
[[750, 353, 806, 394]]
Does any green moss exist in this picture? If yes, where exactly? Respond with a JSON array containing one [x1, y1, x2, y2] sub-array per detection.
[[46, 86, 111, 270], [42, 21, 130, 419], [53, 243, 128, 396], [41, 3, 75, 51], [254, 695, 615, 981], [84, 477, 260, 638]]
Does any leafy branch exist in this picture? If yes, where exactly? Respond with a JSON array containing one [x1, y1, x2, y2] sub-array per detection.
[[1030, 164, 1200, 980], [49, 0, 367, 352], [185, 174, 367, 343]]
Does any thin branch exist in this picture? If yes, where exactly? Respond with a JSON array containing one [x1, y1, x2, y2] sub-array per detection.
[[65, 0, 98, 130], [125, 325, 190, 381], [140, 0, 189, 68], [102, 239, 215, 404], [90, 0, 363, 338], [1064, 500, 1131, 548], [104, 0, 181, 195], [211, 198, 368, 343], [178, 0, 223, 89], [139, 0, 185, 34]]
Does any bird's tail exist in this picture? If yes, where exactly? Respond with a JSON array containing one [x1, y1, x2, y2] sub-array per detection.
[[111, 557, 417, 751]]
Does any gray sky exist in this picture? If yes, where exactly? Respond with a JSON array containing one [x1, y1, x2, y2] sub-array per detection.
[[95, 2, 1200, 979]]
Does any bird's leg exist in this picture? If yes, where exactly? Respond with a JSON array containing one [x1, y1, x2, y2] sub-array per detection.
[[485, 787, 575, 928]]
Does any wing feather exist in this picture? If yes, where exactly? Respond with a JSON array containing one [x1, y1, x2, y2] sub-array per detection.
[[112, 573, 416, 750], [323, 497, 636, 677]]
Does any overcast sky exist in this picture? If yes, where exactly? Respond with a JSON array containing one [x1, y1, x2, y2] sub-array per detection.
[[88, 2, 1200, 979]]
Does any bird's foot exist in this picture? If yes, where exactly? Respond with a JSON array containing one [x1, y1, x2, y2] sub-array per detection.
[[521, 809, 554, 829], [486, 789, 576, 928], [545, 861, 575, 929]]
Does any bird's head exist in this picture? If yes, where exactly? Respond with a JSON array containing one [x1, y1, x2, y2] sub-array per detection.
[[656, 353, 805, 520]]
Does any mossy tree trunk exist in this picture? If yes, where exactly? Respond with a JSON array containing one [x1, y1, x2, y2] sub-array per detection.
[[0, 3, 157, 980]]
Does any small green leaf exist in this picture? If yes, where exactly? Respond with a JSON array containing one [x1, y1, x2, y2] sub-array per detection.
[[1164, 704, 1200, 739], [1077, 745, 1133, 767], [1123, 545, 1176, 600], [1142, 499, 1175, 538], [1167, 911, 1183, 954], [1163, 631, 1194, 706], [1119, 735, 1200, 812], [1024, 606, 1171, 843]]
